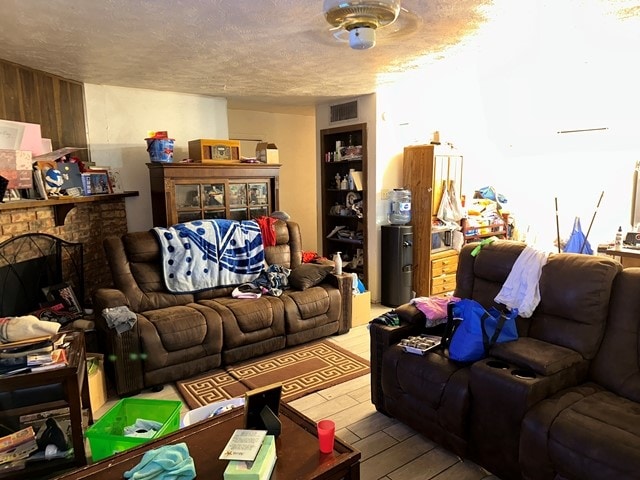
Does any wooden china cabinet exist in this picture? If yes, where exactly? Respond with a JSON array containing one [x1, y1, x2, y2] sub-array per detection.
[[147, 162, 280, 228]]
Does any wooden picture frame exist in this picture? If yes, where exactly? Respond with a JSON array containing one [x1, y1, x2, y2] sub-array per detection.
[[87, 169, 112, 194], [244, 382, 282, 436]]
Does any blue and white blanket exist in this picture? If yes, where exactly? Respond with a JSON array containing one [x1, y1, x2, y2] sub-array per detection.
[[153, 219, 265, 293]]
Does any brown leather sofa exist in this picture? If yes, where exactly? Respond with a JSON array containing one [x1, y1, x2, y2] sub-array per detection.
[[370, 240, 640, 480], [93, 220, 352, 397]]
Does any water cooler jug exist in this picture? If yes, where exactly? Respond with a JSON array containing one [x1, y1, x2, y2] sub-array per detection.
[[381, 224, 413, 307]]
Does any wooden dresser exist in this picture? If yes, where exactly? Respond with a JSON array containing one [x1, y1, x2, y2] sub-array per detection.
[[430, 249, 459, 296]]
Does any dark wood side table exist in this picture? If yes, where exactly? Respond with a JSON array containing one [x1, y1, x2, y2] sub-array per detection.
[[0, 331, 92, 479], [53, 403, 360, 480]]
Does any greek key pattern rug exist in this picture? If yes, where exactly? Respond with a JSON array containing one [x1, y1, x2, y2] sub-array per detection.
[[176, 340, 370, 409]]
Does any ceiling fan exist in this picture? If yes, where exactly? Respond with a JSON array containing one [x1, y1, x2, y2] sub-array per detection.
[[322, 0, 419, 50]]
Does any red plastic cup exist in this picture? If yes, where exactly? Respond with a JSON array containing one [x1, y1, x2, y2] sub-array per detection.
[[317, 419, 336, 454]]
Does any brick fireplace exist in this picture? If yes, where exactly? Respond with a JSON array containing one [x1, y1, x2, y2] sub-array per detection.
[[0, 198, 130, 307]]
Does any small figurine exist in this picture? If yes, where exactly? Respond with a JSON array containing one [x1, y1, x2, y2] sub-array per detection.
[[44, 168, 64, 196]]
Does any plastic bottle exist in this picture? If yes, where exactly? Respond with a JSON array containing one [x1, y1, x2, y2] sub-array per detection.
[[333, 252, 343, 275], [340, 177, 348, 190], [388, 188, 412, 225], [614, 226, 623, 250], [348, 169, 355, 190]]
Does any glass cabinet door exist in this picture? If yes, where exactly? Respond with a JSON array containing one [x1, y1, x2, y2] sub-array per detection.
[[248, 183, 268, 206], [203, 183, 226, 220], [229, 184, 247, 207], [176, 184, 201, 209]]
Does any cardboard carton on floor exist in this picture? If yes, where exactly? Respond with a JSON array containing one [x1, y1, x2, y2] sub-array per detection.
[[352, 291, 371, 327], [87, 353, 107, 415]]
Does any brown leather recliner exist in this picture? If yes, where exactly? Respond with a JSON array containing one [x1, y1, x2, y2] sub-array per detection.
[[371, 240, 623, 480], [520, 267, 640, 480], [93, 220, 352, 397]]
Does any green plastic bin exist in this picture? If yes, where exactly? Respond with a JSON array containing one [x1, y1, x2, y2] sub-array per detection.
[[85, 398, 182, 461]]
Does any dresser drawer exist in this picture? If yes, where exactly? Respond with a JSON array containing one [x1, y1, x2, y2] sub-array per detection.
[[431, 255, 458, 276], [431, 273, 457, 295]]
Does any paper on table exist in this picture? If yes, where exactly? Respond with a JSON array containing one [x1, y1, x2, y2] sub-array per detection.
[[219, 429, 267, 461]]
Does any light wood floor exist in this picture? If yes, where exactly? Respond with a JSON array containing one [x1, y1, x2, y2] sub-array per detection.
[[96, 303, 500, 480]]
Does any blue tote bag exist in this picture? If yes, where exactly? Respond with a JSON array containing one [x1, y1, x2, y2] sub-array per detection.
[[446, 299, 518, 362]]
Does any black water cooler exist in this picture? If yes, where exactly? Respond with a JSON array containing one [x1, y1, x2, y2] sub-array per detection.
[[381, 225, 413, 307]]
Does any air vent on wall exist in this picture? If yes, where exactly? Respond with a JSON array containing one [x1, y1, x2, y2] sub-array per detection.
[[330, 101, 358, 123]]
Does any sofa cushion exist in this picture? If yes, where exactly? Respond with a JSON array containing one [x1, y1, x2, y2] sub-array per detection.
[[141, 305, 209, 352], [522, 383, 640, 480], [284, 286, 332, 321], [490, 337, 584, 376], [203, 296, 286, 350], [289, 264, 332, 291]]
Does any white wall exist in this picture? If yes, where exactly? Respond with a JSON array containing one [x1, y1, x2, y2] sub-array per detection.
[[227, 109, 317, 251], [84, 84, 228, 232], [375, 0, 640, 253]]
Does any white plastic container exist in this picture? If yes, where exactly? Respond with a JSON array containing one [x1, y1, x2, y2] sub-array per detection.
[[388, 189, 411, 225], [333, 251, 343, 275], [180, 397, 245, 428]]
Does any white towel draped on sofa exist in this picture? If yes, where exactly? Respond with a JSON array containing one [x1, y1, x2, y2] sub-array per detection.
[[494, 246, 549, 318], [153, 219, 265, 293]]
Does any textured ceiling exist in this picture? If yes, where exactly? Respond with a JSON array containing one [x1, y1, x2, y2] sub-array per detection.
[[1, 1, 639, 113], [0, 0, 492, 112]]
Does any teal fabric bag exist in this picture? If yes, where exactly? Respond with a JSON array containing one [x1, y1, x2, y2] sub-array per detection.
[[446, 299, 518, 362]]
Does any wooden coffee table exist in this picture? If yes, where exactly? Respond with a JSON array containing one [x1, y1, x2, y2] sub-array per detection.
[[53, 402, 360, 479]]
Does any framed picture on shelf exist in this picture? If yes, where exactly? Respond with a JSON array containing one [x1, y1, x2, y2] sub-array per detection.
[[42, 282, 83, 318], [92, 166, 124, 194], [108, 168, 124, 193], [87, 170, 112, 194]]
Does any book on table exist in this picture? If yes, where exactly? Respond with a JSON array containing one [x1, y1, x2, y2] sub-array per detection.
[[224, 435, 276, 480]]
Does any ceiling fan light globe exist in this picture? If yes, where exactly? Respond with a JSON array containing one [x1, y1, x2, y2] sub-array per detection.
[[349, 26, 376, 49]]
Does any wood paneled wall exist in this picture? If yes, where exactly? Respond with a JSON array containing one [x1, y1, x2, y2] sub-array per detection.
[[0, 58, 89, 163]]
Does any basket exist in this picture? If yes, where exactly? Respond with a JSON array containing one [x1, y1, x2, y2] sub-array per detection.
[[85, 398, 182, 461]]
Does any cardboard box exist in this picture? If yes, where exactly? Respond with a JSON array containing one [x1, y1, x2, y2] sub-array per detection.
[[0, 149, 33, 189], [87, 353, 107, 415], [255, 142, 279, 164], [352, 290, 372, 327], [0, 119, 45, 156]]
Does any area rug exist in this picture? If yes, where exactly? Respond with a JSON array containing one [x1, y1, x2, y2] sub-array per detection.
[[176, 340, 370, 409]]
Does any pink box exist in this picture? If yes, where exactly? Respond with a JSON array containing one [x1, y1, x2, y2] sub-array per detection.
[[0, 120, 44, 156], [0, 149, 33, 189]]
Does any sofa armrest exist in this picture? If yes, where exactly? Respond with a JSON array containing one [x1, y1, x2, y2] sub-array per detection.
[[93, 288, 145, 397], [325, 273, 353, 334], [490, 337, 584, 376], [369, 320, 424, 413]]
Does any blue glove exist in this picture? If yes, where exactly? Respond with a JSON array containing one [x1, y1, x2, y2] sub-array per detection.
[[123, 442, 195, 480]]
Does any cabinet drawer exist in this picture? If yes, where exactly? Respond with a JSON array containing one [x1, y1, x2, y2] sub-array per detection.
[[431, 256, 458, 276], [431, 273, 457, 295]]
